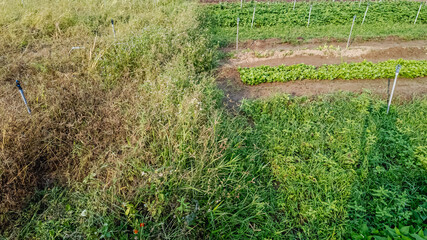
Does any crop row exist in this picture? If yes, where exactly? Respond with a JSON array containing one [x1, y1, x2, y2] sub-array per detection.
[[238, 59, 427, 85], [205, 1, 426, 27]]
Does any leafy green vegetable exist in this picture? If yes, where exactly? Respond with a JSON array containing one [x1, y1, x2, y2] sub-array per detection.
[[238, 59, 427, 85], [205, 1, 427, 28]]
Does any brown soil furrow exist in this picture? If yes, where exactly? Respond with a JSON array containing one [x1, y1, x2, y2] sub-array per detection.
[[217, 39, 427, 107], [219, 68, 427, 106], [224, 38, 427, 52], [224, 39, 427, 67], [230, 46, 427, 68]]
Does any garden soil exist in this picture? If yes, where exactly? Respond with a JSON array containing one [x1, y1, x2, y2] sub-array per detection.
[[217, 39, 427, 108]]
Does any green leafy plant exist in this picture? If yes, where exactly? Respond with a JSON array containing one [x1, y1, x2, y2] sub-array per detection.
[[238, 59, 427, 85], [241, 93, 427, 239], [203, 1, 427, 45], [352, 223, 427, 240], [205, 1, 427, 28]]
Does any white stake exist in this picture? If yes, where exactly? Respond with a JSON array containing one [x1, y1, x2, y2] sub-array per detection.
[[387, 64, 401, 114], [414, 3, 422, 24], [251, 5, 256, 28], [19, 90, 31, 114], [236, 17, 240, 51], [241, 0, 243, 8], [111, 19, 116, 39], [362, 2, 369, 25], [293, 0, 296, 10], [359, 0, 362, 7], [15, 80, 31, 115], [69, 46, 85, 53], [307, 4, 312, 27], [347, 15, 356, 49]]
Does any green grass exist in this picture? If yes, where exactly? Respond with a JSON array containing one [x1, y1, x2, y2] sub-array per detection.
[[241, 93, 427, 239], [4, 93, 427, 239], [0, 0, 281, 238]]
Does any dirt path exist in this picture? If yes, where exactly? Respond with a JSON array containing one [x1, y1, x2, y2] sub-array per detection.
[[224, 39, 427, 67], [225, 38, 427, 52], [217, 39, 427, 107]]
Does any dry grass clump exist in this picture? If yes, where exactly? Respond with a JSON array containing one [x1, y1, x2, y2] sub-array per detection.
[[0, 28, 129, 228], [0, 0, 216, 231]]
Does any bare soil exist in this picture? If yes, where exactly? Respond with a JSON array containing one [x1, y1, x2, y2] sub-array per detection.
[[217, 39, 427, 108]]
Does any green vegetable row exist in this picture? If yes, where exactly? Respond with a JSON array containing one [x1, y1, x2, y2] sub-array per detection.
[[238, 59, 427, 85], [205, 1, 427, 27]]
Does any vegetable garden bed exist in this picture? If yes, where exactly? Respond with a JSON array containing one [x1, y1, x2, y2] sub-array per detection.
[[206, 1, 426, 27], [238, 59, 427, 85], [205, 1, 427, 43]]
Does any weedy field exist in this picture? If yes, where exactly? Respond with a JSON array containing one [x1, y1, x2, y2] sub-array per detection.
[[0, 0, 426, 239], [241, 93, 427, 239]]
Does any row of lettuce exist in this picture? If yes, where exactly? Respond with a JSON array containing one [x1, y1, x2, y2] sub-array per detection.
[[238, 59, 427, 85], [205, 1, 426, 27]]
